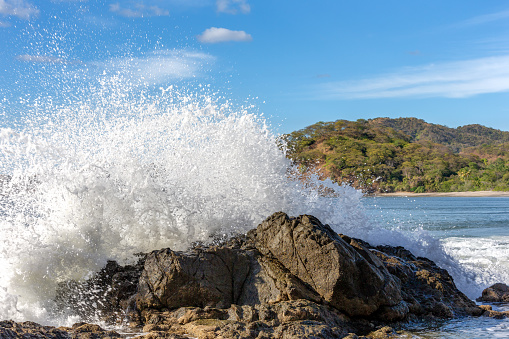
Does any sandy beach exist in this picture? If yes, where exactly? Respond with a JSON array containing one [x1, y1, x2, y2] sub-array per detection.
[[374, 190, 509, 197]]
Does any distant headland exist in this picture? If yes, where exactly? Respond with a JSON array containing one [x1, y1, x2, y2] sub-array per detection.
[[285, 117, 509, 194]]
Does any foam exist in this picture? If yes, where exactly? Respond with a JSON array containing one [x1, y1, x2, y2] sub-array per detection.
[[0, 77, 366, 325]]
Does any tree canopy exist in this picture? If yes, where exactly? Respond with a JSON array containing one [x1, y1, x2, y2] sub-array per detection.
[[284, 118, 509, 193]]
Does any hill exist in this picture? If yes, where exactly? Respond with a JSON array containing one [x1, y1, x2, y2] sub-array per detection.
[[284, 118, 509, 193], [370, 117, 509, 152]]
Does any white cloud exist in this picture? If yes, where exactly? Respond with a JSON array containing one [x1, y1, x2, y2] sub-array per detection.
[[313, 55, 509, 100], [0, 20, 10, 27], [109, 2, 169, 18], [96, 50, 214, 84], [216, 0, 250, 14], [197, 27, 252, 43], [16, 54, 75, 63], [0, 0, 39, 19]]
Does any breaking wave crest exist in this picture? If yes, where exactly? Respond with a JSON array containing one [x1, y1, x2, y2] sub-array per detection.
[[0, 76, 365, 324]]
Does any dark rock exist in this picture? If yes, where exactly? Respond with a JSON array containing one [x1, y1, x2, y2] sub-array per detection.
[[29, 211, 486, 339], [372, 244, 482, 318], [477, 283, 509, 303], [54, 256, 145, 323], [131, 212, 481, 326], [135, 235, 323, 313], [482, 309, 509, 319], [0, 320, 121, 338]]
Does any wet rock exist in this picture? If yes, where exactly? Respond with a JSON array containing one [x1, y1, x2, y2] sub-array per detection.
[[0, 320, 121, 338], [38, 211, 486, 338], [477, 304, 509, 319], [55, 256, 145, 323], [364, 326, 400, 338], [477, 283, 509, 303], [481, 309, 509, 319], [373, 245, 482, 318]]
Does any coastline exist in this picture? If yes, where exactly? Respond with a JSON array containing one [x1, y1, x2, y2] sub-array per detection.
[[373, 190, 509, 197]]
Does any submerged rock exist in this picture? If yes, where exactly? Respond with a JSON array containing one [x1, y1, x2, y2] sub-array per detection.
[[42, 212, 484, 338]]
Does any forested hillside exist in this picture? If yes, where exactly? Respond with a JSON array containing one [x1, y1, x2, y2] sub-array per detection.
[[285, 118, 509, 193]]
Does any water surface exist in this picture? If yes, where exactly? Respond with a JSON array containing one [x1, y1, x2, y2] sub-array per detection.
[[363, 196, 509, 338]]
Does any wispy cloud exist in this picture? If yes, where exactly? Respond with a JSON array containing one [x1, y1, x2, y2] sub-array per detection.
[[109, 2, 169, 18], [0, 19, 10, 27], [313, 55, 509, 100], [96, 50, 214, 84], [84, 15, 118, 28], [216, 0, 250, 14], [51, 0, 87, 3], [197, 27, 252, 43], [454, 9, 509, 28], [16, 54, 80, 64], [0, 0, 39, 19]]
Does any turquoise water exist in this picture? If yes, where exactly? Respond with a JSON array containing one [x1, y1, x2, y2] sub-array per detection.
[[363, 197, 509, 239], [362, 196, 509, 338]]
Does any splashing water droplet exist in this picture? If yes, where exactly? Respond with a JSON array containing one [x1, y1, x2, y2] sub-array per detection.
[[0, 75, 366, 325]]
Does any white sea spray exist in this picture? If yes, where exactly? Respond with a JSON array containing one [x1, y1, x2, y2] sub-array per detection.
[[0, 39, 503, 325], [0, 76, 367, 325], [0, 74, 505, 324]]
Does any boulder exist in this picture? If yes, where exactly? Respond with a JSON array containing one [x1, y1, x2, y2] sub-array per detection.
[[373, 245, 482, 318], [135, 235, 324, 312], [135, 212, 402, 318], [247, 213, 402, 317], [477, 283, 509, 303], [55, 257, 145, 323], [478, 304, 509, 319]]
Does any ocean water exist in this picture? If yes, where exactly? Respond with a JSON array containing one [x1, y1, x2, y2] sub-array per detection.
[[363, 196, 509, 338]]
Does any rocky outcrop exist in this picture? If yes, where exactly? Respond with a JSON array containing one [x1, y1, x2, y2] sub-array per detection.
[[476, 305, 509, 319], [43, 212, 485, 338], [477, 283, 509, 303], [137, 299, 354, 339], [55, 256, 145, 323], [133, 213, 479, 323], [134, 234, 323, 312], [135, 213, 403, 319], [0, 320, 121, 338], [369, 243, 483, 319], [248, 213, 402, 317]]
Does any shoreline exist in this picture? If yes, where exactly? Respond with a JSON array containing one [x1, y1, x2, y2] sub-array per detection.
[[371, 190, 509, 197]]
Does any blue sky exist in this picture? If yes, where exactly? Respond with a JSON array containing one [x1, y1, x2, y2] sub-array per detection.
[[1, 0, 509, 133]]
